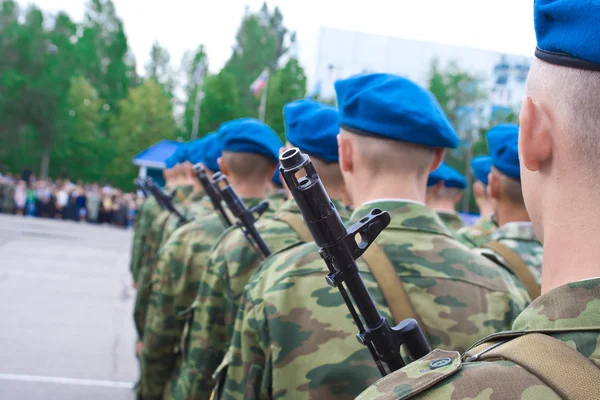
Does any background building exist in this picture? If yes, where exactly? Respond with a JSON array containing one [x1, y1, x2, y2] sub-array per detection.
[[312, 27, 532, 133]]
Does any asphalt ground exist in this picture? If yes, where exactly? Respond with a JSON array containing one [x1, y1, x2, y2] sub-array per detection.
[[0, 214, 137, 400]]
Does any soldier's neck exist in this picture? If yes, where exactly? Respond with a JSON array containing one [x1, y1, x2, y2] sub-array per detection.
[[540, 193, 600, 294], [495, 203, 531, 226], [350, 175, 426, 208], [230, 179, 270, 200], [432, 200, 458, 214]]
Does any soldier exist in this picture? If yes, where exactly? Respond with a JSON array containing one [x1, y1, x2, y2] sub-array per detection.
[[133, 136, 219, 356], [425, 162, 467, 236], [138, 118, 283, 400], [357, 1, 600, 398], [175, 99, 350, 399], [129, 159, 179, 286], [216, 73, 530, 399], [477, 124, 543, 300], [456, 156, 497, 247]]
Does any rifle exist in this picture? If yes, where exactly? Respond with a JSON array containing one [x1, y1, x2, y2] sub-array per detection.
[[134, 178, 149, 198], [144, 178, 189, 225], [279, 148, 431, 376], [212, 172, 272, 259], [192, 163, 233, 228]]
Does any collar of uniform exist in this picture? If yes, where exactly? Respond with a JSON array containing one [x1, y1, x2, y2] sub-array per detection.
[[489, 221, 539, 243], [350, 200, 452, 236], [174, 185, 194, 202], [275, 198, 302, 214], [187, 188, 205, 202], [437, 210, 463, 223], [512, 277, 600, 331]]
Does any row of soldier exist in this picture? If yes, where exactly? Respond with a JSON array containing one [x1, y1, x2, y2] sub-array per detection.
[[130, 1, 600, 398]]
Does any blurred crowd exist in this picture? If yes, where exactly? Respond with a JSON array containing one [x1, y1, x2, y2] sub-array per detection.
[[0, 172, 141, 228]]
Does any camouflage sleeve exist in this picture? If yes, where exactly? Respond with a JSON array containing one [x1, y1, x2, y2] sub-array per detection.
[[130, 205, 149, 281], [219, 291, 270, 400], [140, 235, 197, 400], [190, 235, 264, 398]]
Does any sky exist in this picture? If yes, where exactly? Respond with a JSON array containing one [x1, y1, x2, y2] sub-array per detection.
[[15, 0, 537, 85]]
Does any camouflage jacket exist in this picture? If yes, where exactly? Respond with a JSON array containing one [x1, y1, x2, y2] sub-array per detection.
[[456, 213, 498, 248], [484, 221, 543, 284], [133, 189, 212, 339], [138, 185, 194, 276], [217, 200, 531, 400], [436, 211, 465, 238], [176, 199, 348, 400], [130, 196, 162, 282], [357, 278, 600, 399], [139, 197, 277, 400]]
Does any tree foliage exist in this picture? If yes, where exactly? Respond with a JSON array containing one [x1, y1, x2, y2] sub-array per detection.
[[265, 57, 306, 140], [223, 2, 295, 116], [0, 2, 311, 189]]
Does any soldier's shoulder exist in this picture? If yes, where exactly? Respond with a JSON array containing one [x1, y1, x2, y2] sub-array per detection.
[[246, 241, 320, 296], [357, 349, 544, 400], [356, 350, 462, 400]]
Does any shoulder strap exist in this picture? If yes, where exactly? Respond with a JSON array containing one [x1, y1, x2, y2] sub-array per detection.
[[481, 241, 541, 300], [361, 241, 424, 329], [271, 212, 313, 242], [468, 333, 600, 400]]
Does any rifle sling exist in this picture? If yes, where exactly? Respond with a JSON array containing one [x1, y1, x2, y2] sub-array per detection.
[[481, 241, 541, 300], [466, 333, 600, 400], [361, 241, 423, 328], [271, 212, 313, 242]]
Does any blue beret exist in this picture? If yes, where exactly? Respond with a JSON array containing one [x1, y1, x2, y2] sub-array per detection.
[[219, 118, 282, 162], [427, 162, 467, 189], [201, 133, 223, 173], [486, 124, 520, 181], [187, 138, 207, 165], [283, 99, 340, 162], [471, 156, 492, 185], [335, 73, 459, 149], [164, 143, 188, 168], [534, 0, 600, 71]]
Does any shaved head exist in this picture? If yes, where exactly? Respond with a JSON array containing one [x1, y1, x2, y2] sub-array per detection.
[[527, 60, 600, 177], [343, 130, 435, 177]]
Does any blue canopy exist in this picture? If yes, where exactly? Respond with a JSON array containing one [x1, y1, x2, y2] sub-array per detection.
[[132, 140, 183, 169]]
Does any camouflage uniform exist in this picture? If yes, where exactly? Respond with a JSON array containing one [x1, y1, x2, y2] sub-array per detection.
[[483, 221, 543, 284], [435, 211, 465, 237], [130, 196, 162, 282], [456, 213, 497, 248], [139, 197, 279, 400], [357, 278, 600, 399], [133, 188, 212, 339], [173, 199, 348, 400], [217, 200, 531, 400]]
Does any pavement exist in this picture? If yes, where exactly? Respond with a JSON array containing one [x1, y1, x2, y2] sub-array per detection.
[[0, 214, 137, 400]]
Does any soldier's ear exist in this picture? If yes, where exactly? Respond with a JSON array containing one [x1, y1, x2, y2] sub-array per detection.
[[489, 172, 501, 201], [519, 96, 552, 172], [338, 132, 353, 173], [217, 157, 228, 176], [429, 148, 445, 173]]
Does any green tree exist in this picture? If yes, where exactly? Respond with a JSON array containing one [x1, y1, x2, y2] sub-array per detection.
[[265, 57, 306, 140], [106, 79, 177, 190], [0, 6, 79, 178], [52, 76, 107, 183], [145, 40, 173, 93], [79, 0, 136, 113], [428, 59, 487, 131], [223, 2, 294, 115], [197, 71, 241, 136], [181, 45, 208, 137]]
